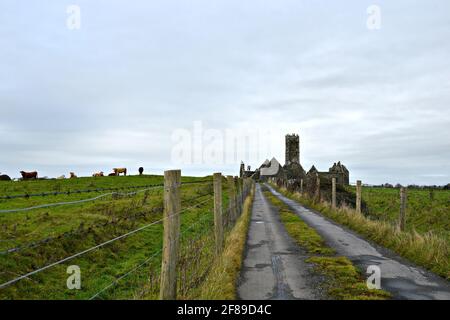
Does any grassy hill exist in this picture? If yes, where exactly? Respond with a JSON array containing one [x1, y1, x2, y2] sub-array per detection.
[[0, 175, 230, 300]]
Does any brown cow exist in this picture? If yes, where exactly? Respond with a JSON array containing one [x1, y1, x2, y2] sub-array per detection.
[[92, 171, 104, 177], [108, 172, 116, 176], [113, 168, 127, 176], [69, 172, 77, 178], [20, 171, 38, 180]]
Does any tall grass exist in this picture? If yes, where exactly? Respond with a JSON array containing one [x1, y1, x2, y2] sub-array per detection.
[[272, 185, 450, 280], [191, 186, 255, 300]]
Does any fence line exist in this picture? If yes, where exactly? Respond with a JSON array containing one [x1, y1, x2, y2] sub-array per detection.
[[0, 207, 164, 255], [0, 195, 214, 290], [89, 246, 163, 300], [0, 179, 212, 200], [0, 172, 254, 300], [90, 210, 216, 300], [0, 187, 163, 214], [0, 183, 164, 200], [0, 219, 165, 290], [1, 190, 214, 255]]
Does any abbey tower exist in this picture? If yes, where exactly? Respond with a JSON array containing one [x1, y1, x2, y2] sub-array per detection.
[[285, 134, 300, 166]]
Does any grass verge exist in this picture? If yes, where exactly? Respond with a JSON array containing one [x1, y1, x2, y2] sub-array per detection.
[[190, 186, 255, 300], [271, 184, 450, 281], [263, 189, 390, 300]]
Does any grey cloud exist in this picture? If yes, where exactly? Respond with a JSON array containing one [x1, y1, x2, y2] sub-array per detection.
[[0, 0, 449, 184]]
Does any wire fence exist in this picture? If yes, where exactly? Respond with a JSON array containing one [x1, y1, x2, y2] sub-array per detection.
[[0, 195, 214, 290], [0, 183, 164, 200], [177, 211, 215, 298], [0, 190, 215, 255], [0, 179, 212, 200], [0, 206, 164, 255], [0, 175, 253, 300], [0, 187, 161, 214]]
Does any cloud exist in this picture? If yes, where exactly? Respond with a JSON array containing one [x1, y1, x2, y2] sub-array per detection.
[[0, 0, 449, 185]]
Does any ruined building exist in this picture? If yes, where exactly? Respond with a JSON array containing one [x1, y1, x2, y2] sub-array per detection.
[[240, 133, 349, 186], [283, 134, 307, 181]]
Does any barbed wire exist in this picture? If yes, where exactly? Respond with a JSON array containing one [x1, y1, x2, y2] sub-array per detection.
[[0, 195, 215, 290], [0, 207, 164, 256], [0, 183, 164, 200], [177, 213, 215, 297], [88, 246, 163, 300], [0, 187, 162, 214], [1, 191, 214, 255], [180, 180, 212, 187], [0, 179, 212, 201], [89, 210, 214, 300]]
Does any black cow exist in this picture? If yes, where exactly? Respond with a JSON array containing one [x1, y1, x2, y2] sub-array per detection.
[[0, 174, 11, 181]]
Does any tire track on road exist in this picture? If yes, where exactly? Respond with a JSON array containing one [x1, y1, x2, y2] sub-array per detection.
[[237, 184, 324, 300]]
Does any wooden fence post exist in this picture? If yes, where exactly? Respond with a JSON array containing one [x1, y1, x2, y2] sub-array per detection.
[[314, 174, 320, 202], [356, 180, 362, 214], [243, 178, 247, 199], [160, 169, 181, 300], [332, 177, 336, 210], [227, 176, 236, 225], [213, 173, 224, 256], [241, 178, 244, 206], [300, 179, 303, 194], [234, 176, 241, 217], [399, 187, 407, 231], [237, 177, 243, 211]]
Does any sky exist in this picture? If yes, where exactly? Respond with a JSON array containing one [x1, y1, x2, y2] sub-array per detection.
[[0, 0, 449, 185]]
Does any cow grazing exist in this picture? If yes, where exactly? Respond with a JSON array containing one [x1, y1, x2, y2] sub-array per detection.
[[20, 171, 38, 180], [108, 172, 116, 176], [138, 167, 144, 175], [57, 175, 66, 179], [0, 173, 11, 181], [113, 168, 127, 176], [92, 171, 104, 177], [69, 172, 77, 178]]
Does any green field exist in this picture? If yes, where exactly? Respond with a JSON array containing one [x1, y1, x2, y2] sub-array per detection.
[[348, 186, 450, 241], [0, 175, 232, 300]]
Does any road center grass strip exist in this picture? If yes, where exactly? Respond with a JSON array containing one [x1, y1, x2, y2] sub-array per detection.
[[263, 189, 390, 300]]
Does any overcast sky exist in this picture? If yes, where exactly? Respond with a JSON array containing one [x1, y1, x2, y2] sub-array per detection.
[[1, 0, 449, 185]]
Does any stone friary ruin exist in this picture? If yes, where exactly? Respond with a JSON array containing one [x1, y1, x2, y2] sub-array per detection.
[[239, 133, 349, 186]]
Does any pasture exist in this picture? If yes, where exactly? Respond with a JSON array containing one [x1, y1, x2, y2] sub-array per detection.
[[348, 186, 450, 242], [0, 175, 232, 299]]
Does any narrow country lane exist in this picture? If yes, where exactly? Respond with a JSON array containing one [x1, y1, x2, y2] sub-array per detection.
[[264, 184, 450, 300], [237, 184, 324, 300]]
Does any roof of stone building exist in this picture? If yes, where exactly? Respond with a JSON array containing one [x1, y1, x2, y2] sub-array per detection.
[[260, 159, 270, 168], [260, 157, 281, 177], [308, 165, 318, 174], [329, 161, 349, 173]]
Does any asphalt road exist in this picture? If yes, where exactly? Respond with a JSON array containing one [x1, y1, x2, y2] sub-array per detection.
[[237, 184, 324, 300], [258, 183, 450, 300]]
